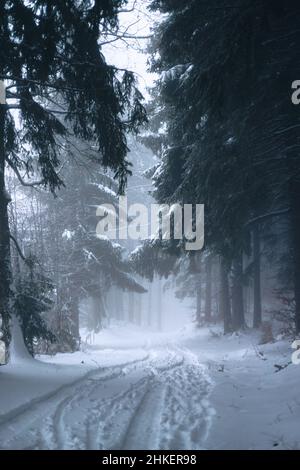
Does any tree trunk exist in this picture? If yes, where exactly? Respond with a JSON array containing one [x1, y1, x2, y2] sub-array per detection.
[[118, 289, 124, 321], [71, 297, 80, 341], [157, 276, 162, 331], [128, 291, 134, 323], [232, 252, 245, 330], [139, 293, 142, 326], [196, 275, 202, 326], [220, 258, 232, 334], [290, 178, 300, 334], [205, 256, 212, 323], [0, 102, 11, 359], [194, 254, 202, 326], [253, 226, 262, 328]]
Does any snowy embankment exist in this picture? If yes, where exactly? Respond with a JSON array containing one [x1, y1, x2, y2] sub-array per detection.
[[181, 328, 300, 450], [0, 320, 299, 450], [0, 323, 213, 450], [0, 320, 147, 422]]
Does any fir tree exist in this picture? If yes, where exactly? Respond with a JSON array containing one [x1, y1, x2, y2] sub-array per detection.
[[0, 0, 147, 357]]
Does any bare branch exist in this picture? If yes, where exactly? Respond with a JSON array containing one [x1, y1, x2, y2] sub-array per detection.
[[6, 157, 45, 188], [245, 208, 290, 228], [9, 234, 30, 265]]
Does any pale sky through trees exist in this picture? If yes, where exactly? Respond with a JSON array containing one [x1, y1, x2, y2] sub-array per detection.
[[2, 1, 299, 454], [103, 0, 158, 99]]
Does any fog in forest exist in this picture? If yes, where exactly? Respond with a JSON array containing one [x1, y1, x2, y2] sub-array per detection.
[[1, 0, 300, 454]]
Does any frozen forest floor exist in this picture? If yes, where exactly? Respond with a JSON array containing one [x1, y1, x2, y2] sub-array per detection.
[[0, 323, 299, 450]]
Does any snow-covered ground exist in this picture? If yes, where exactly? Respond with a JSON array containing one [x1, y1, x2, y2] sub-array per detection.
[[0, 322, 299, 450]]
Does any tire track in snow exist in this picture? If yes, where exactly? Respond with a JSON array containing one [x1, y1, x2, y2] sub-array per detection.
[[42, 360, 152, 450], [0, 354, 149, 450], [0, 347, 215, 450], [86, 375, 151, 450], [43, 356, 154, 450], [56, 349, 184, 450], [120, 348, 215, 451]]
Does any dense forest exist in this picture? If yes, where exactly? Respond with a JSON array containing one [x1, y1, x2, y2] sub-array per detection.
[[0, 0, 300, 453], [140, 0, 300, 337]]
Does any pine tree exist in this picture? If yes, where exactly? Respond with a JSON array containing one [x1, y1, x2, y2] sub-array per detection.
[[14, 259, 56, 356], [148, 0, 300, 333]]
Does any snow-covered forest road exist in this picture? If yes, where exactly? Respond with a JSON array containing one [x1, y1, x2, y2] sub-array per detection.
[[0, 345, 214, 450], [1, 324, 299, 450]]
